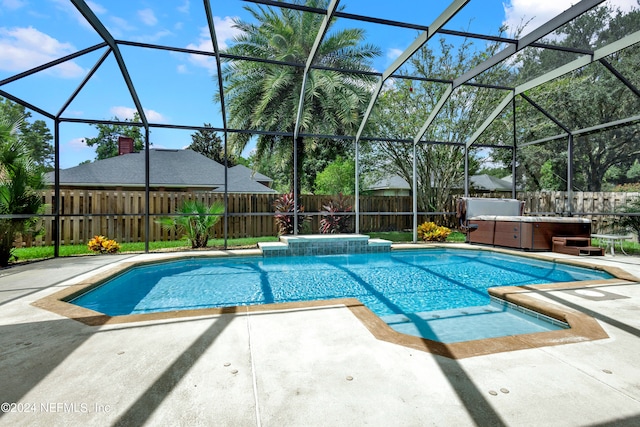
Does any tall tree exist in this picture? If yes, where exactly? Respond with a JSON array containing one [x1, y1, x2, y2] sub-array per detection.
[[221, 0, 380, 194], [0, 97, 53, 171], [84, 114, 145, 160], [363, 34, 511, 215], [495, 4, 640, 191], [188, 123, 237, 166], [314, 156, 356, 195], [21, 120, 53, 171]]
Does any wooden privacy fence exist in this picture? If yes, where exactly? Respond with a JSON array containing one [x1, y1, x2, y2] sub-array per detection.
[[17, 190, 639, 247], [22, 190, 413, 246], [518, 191, 640, 233]]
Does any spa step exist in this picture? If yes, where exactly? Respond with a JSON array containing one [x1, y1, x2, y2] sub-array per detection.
[[552, 236, 604, 256]]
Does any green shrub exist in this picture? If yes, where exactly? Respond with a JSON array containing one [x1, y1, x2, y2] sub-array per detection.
[[0, 115, 46, 266], [156, 200, 224, 248]]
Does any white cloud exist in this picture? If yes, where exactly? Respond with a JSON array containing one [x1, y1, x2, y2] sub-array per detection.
[[387, 48, 403, 60], [86, 1, 107, 15], [187, 28, 213, 52], [185, 17, 241, 72], [145, 109, 165, 122], [2, 0, 26, 10], [503, 0, 638, 37], [212, 16, 241, 50], [503, 0, 576, 36], [67, 137, 89, 151], [611, 0, 640, 13], [50, 0, 94, 30], [0, 26, 85, 77], [61, 137, 95, 167], [109, 106, 136, 120], [138, 8, 157, 26], [177, 0, 190, 14], [186, 28, 215, 71], [53, 0, 111, 30], [109, 106, 166, 123], [132, 29, 172, 44], [177, 64, 188, 74], [109, 16, 136, 36]]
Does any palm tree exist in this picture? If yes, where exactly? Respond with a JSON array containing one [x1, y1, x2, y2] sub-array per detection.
[[221, 0, 380, 194], [156, 200, 225, 248], [0, 115, 46, 266]]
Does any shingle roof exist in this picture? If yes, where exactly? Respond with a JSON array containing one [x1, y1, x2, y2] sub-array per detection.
[[469, 174, 512, 192], [366, 174, 513, 192], [366, 175, 411, 191], [46, 149, 276, 193], [229, 164, 273, 184]]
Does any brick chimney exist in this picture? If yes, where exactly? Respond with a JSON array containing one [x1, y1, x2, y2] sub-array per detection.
[[118, 136, 134, 155]]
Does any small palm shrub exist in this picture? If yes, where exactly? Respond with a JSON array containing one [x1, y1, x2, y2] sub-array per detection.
[[0, 115, 46, 266], [87, 235, 120, 254], [417, 221, 451, 242], [274, 193, 308, 235], [157, 200, 224, 248], [319, 194, 353, 234]]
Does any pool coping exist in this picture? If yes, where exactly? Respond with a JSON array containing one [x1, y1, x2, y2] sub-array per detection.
[[31, 245, 639, 359]]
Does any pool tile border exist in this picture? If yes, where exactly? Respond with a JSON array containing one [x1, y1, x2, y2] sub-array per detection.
[[31, 246, 638, 359]]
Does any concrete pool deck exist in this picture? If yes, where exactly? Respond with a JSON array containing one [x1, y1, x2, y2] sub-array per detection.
[[1, 244, 640, 426]]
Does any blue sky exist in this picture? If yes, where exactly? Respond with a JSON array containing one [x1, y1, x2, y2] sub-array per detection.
[[0, 0, 635, 168]]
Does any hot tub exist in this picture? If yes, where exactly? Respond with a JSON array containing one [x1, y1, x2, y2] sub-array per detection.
[[458, 197, 592, 251], [467, 215, 591, 250]]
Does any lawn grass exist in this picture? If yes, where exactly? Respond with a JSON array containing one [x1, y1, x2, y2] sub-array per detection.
[[15, 231, 635, 262], [13, 231, 468, 262], [13, 236, 279, 262], [591, 237, 640, 255]]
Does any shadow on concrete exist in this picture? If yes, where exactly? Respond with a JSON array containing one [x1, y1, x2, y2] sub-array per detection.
[[113, 307, 238, 426], [0, 318, 94, 414], [327, 259, 507, 426], [520, 283, 640, 339]]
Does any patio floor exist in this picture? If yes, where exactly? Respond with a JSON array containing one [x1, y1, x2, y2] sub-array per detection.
[[1, 245, 640, 426]]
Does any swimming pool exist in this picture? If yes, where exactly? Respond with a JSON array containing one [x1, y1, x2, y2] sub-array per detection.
[[69, 249, 612, 342]]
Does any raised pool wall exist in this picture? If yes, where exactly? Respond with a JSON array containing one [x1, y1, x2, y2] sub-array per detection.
[[258, 234, 392, 257]]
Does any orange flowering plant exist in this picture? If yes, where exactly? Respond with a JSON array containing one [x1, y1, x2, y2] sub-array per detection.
[[87, 235, 121, 254]]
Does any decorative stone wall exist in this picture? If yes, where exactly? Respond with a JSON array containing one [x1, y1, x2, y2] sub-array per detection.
[[258, 234, 391, 257]]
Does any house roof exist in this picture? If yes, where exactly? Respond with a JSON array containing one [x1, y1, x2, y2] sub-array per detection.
[[229, 164, 273, 184], [366, 174, 513, 192], [469, 174, 513, 192], [366, 175, 411, 191], [46, 149, 276, 193]]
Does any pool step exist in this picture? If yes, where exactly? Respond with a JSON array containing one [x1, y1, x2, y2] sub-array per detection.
[[258, 234, 392, 257]]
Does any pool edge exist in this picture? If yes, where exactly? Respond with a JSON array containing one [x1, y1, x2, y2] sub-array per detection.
[[30, 246, 636, 358]]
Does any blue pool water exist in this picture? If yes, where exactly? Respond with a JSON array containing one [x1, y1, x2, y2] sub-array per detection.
[[71, 249, 612, 342]]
